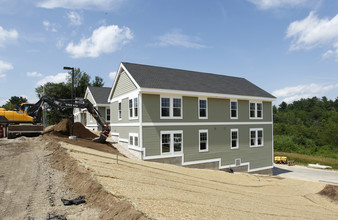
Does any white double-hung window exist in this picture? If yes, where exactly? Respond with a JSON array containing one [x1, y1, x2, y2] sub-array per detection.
[[129, 133, 139, 149], [250, 128, 263, 147], [249, 102, 263, 119], [230, 100, 238, 119], [118, 101, 122, 120], [199, 98, 208, 119], [160, 96, 182, 119], [199, 129, 208, 152], [160, 131, 183, 155], [129, 96, 138, 119], [230, 129, 239, 149]]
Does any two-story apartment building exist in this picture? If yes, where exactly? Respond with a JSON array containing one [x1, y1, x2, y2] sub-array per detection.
[[108, 62, 276, 173], [74, 86, 111, 131]]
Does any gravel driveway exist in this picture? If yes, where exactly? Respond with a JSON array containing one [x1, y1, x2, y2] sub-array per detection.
[[273, 164, 338, 185]]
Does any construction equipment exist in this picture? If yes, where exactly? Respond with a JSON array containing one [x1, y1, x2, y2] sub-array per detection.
[[0, 96, 110, 143]]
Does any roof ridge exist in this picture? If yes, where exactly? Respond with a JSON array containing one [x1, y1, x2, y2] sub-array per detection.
[[122, 62, 245, 80]]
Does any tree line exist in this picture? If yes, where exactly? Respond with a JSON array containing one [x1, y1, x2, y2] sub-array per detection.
[[274, 97, 338, 159]]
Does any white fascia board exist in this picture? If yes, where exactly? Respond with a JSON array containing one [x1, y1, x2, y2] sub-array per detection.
[[139, 87, 276, 102], [110, 90, 140, 103], [108, 63, 141, 102], [108, 63, 124, 102], [142, 121, 272, 126], [94, 104, 110, 107], [86, 87, 97, 106]]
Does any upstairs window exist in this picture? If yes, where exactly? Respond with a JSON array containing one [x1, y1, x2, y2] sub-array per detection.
[[160, 96, 182, 119], [250, 128, 263, 147], [199, 98, 207, 119], [230, 100, 238, 119], [199, 130, 208, 152], [173, 98, 181, 117], [118, 102, 122, 120], [250, 102, 263, 119], [129, 97, 138, 119], [134, 98, 138, 117], [231, 129, 239, 149], [106, 108, 110, 121]]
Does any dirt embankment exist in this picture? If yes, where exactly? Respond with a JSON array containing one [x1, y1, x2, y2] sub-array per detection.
[[45, 136, 149, 220]]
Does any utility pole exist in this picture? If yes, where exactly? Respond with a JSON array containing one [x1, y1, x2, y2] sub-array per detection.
[[64, 66, 76, 140], [43, 86, 47, 128]]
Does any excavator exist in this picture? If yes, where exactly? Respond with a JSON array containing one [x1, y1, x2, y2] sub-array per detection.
[[0, 96, 110, 143]]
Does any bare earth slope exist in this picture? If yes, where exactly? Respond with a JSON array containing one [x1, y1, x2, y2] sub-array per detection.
[[60, 141, 338, 220], [0, 136, 149, 220]]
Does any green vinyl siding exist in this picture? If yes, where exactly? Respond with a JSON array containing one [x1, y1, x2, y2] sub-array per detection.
[[112, 71, 137, 98], [142, 124, 273, 170], [110, 97, 139, 123], [111, 126, 139, 140], [142, 94, 272, 123]]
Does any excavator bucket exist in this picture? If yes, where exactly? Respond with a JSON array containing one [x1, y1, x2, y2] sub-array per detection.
[[92, 124, 110, 143], [92, 133, 108, 143]]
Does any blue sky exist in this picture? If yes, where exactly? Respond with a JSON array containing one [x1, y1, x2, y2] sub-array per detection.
[[0, 0, 337, 106]]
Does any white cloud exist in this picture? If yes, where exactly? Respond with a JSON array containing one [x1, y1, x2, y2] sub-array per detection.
[[43, 20, 57, 32], [36, 72, 68, 86], [0, 60, 13, 75], [286, 11, 338, 61], [65, 25, 133, 58], [273, 83, 338, 104], [37, 0, 125, 10], [153, 30, 206, 49], [109, 71, 116, 80], [67, 11, 82, 26], [27, 72, 43, 77], [0, 26, 18, 47], [248, 0, 309, 9]]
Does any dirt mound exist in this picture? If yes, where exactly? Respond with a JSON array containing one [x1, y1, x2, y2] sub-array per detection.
[[46, 138, 149, 220], [319, 185, 338, 202], [52, 119, 97, 139]]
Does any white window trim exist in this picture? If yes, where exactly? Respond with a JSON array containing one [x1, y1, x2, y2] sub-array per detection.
[[230, 100, 238, 119], [128, 133, 140, 150], [249, 101, 263, 119], [199, 129, 208, 152], [160, 130, 183, 155], [106, 107, 111, 122], [160, 95, 183, 119], [128, 96, 138, 120], [118, 101, 122, 120], [230, 128, 239, 149], [250, 128, 264, 147], [198, 98, 208, 119]]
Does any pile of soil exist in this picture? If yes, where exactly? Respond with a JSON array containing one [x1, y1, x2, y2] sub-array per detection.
[[319, 185, 338, 202], [52, 119, 98, 139]]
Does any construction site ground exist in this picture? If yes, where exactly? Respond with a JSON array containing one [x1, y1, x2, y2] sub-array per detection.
[[0, 131, 337, 219]]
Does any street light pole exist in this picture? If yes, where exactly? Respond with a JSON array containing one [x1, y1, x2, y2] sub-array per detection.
[[63, 66, 75, 138]]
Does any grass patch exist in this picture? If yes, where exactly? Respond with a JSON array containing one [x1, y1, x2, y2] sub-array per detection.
[[274, 151, 338, 170]]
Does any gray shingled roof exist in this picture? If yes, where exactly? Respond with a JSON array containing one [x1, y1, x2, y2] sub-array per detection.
[[122, 62, 275, 99], [88, 86, 111, 104]]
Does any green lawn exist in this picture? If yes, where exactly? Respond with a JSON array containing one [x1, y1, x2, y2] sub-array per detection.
[[274, 151, 338, 170]]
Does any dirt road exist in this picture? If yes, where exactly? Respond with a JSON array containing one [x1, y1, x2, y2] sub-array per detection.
[[0, 136, 148, 220]]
